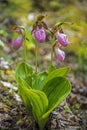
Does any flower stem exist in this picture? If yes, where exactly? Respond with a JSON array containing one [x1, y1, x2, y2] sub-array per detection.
[[50, 37, 54, 67], [35, 42, 38, 89], [50, 45, 53, 66], [50, 38, 57, 67], [35, 42, 38, 73], [24, 42, 27, 63], [23, 39, 28, 75]]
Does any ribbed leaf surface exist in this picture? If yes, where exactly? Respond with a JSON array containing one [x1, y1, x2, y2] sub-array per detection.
[[42, 77, 71, 119], [41, 67, 70, 90]]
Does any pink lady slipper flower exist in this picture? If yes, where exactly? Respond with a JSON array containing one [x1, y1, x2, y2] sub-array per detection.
[[33, 28, 46, 43], [12, 36, 23, 50], [55, 48, 65, 62], [56, 33, 68, 47]]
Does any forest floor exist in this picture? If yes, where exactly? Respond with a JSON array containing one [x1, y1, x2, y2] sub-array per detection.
[[0, 56, 87, 130], [0, 1, 87, 129]]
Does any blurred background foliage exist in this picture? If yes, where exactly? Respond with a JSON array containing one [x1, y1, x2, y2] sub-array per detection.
[[0, 0, 87, 74]]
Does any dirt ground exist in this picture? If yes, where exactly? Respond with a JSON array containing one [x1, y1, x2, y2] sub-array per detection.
[[0, 59, 87, 130]]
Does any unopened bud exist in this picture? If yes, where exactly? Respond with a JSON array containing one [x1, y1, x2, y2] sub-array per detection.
[[55, 48, 65, 62], [12, 36, 23, 50]]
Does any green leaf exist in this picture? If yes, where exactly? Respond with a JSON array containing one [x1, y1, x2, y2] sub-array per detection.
[[15, 62, 33, 80], [18, 78, 48, 130], [37, 72, 48, 90], [41, 67, 70, 90], [19, 26, 35, 49], [15, 62, 33, 87], [42, 77, 71, 119], [48, 65, 56, 73], [24, 27, 33, 42], [30, 90, 48, 129], [16, 64, 71, 129], [18, 78, 32, 115], [19, 77, 31, 89], [37, 14, 46, 22], [32, 72, 48, 90], [25, 39, 35, 50], [24, 27, 35, 50]]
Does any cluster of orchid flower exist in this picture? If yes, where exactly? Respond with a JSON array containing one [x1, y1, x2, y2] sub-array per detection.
[[33, 29, 68, 62], [12, 15, 69, 62]]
